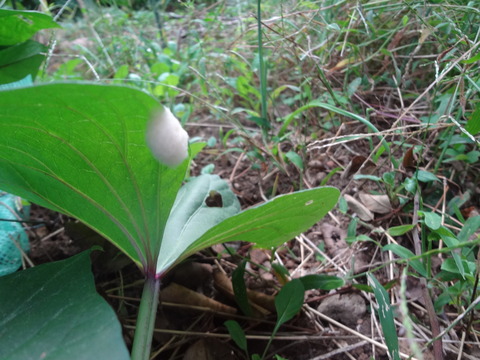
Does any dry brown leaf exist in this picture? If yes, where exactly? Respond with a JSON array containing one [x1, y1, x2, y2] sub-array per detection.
[[160, 282, 237, 314], [358, 192, 392, 214], [183, 340, 213, 360], [327, 57, 358, 72], [402, 147, 417, 169], [169, 262, 212, 291], [342, 155, 376, 179], [344, 194, 374, 221], [183, 340, 235, 360]]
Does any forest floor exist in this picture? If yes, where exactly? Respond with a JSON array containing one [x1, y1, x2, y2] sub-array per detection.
[[19, 1, 480, 359]]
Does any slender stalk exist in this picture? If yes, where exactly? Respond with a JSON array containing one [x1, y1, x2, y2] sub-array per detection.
[[131, 273, 161, 360], [256, 0, 269, 135]]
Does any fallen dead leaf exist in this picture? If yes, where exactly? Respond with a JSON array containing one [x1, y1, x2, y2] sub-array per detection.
[[344, 194, 374, 221], [341, 155, 376, 179], [358, 192, 392, 214], [160, 282, 237, 314]]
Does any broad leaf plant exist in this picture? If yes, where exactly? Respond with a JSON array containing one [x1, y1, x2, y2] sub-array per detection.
[[0, 9, 339, 360]]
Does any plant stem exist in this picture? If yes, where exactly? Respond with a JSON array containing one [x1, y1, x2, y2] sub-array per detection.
[[256, 0, 268, 135], [412, 192, 443, 360], [131, 273, 160, 360]]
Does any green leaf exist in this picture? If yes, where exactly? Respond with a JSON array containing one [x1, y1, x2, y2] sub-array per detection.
[[347, 77, 362, 97], [387, 224, 414, 236], [0, 83, 188, 272], [352, 283, 373, 293], [466, 105, 480, 136], [0, 40, 46, 67], [421, 211, 442, 230], [298, 274, 344, 290], [320, 166, 342, 186], [232, 260, 252, 316], [382, 243, 427, 277], [285, 150, 304, 170], [382, 171, 396, 187], [0, 9, 60, 46], [438, 233, 465, 279], [224, 320, 248, 352], [188, 141, 207, 160], [338, 195, 348, 213], [181, 187, 339, 261], [249, 115, 271, 129], [367, 274, 400, 360], [275, 279, 305, 328], [461, 51, 480, 64], [404, 177, 417, 193], [0, 40, 46, 84], [0, 251, 129, 360], [457, 216, 480, 243], [157, 174, 240, 274], [113, 64, 129, 81], [416, 170, 439, 183], [441, 258, 475, 280]]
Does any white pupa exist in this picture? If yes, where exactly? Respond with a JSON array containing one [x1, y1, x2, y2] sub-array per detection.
[[146, 107, 189, 167]]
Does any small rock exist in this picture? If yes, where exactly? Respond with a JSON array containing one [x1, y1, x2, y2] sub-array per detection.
[[317, 293, 366, 326]]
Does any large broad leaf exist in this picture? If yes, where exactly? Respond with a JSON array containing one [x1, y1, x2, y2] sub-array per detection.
[[179, 186, 339, 263], [0, 9, 60, 46], [0, 84, 188, 271], [157, 174, 241, 274], [0, 251, 130, 360]]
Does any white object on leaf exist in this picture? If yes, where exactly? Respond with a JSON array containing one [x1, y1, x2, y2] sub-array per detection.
[[146, 107, 189, 167]]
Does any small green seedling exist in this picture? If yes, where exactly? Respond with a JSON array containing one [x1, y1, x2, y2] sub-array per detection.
[[226, 270, 344, 360]]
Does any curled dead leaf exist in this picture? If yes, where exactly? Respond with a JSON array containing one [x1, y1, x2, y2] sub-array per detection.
[[344, 194, 374, 221], [160, 282, 237, 314], [342, 155, 376, 179], [402, 147, 417, 169]]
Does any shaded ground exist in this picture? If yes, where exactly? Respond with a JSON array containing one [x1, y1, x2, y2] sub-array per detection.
[[15, 2, 480, 359], [23, 113, 480, 359]]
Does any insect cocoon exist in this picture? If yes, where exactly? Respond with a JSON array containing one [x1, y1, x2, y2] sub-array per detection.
[[146, 107, 189, 167]]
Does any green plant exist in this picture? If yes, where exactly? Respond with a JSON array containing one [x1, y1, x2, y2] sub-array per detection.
[[3, 1, 480, 358], [0, 81, 339, 359], [0, 8, 59, 85], [0, 9, 340, 360], [227, 260, 343, 359], [368, 273, 400, 360]]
